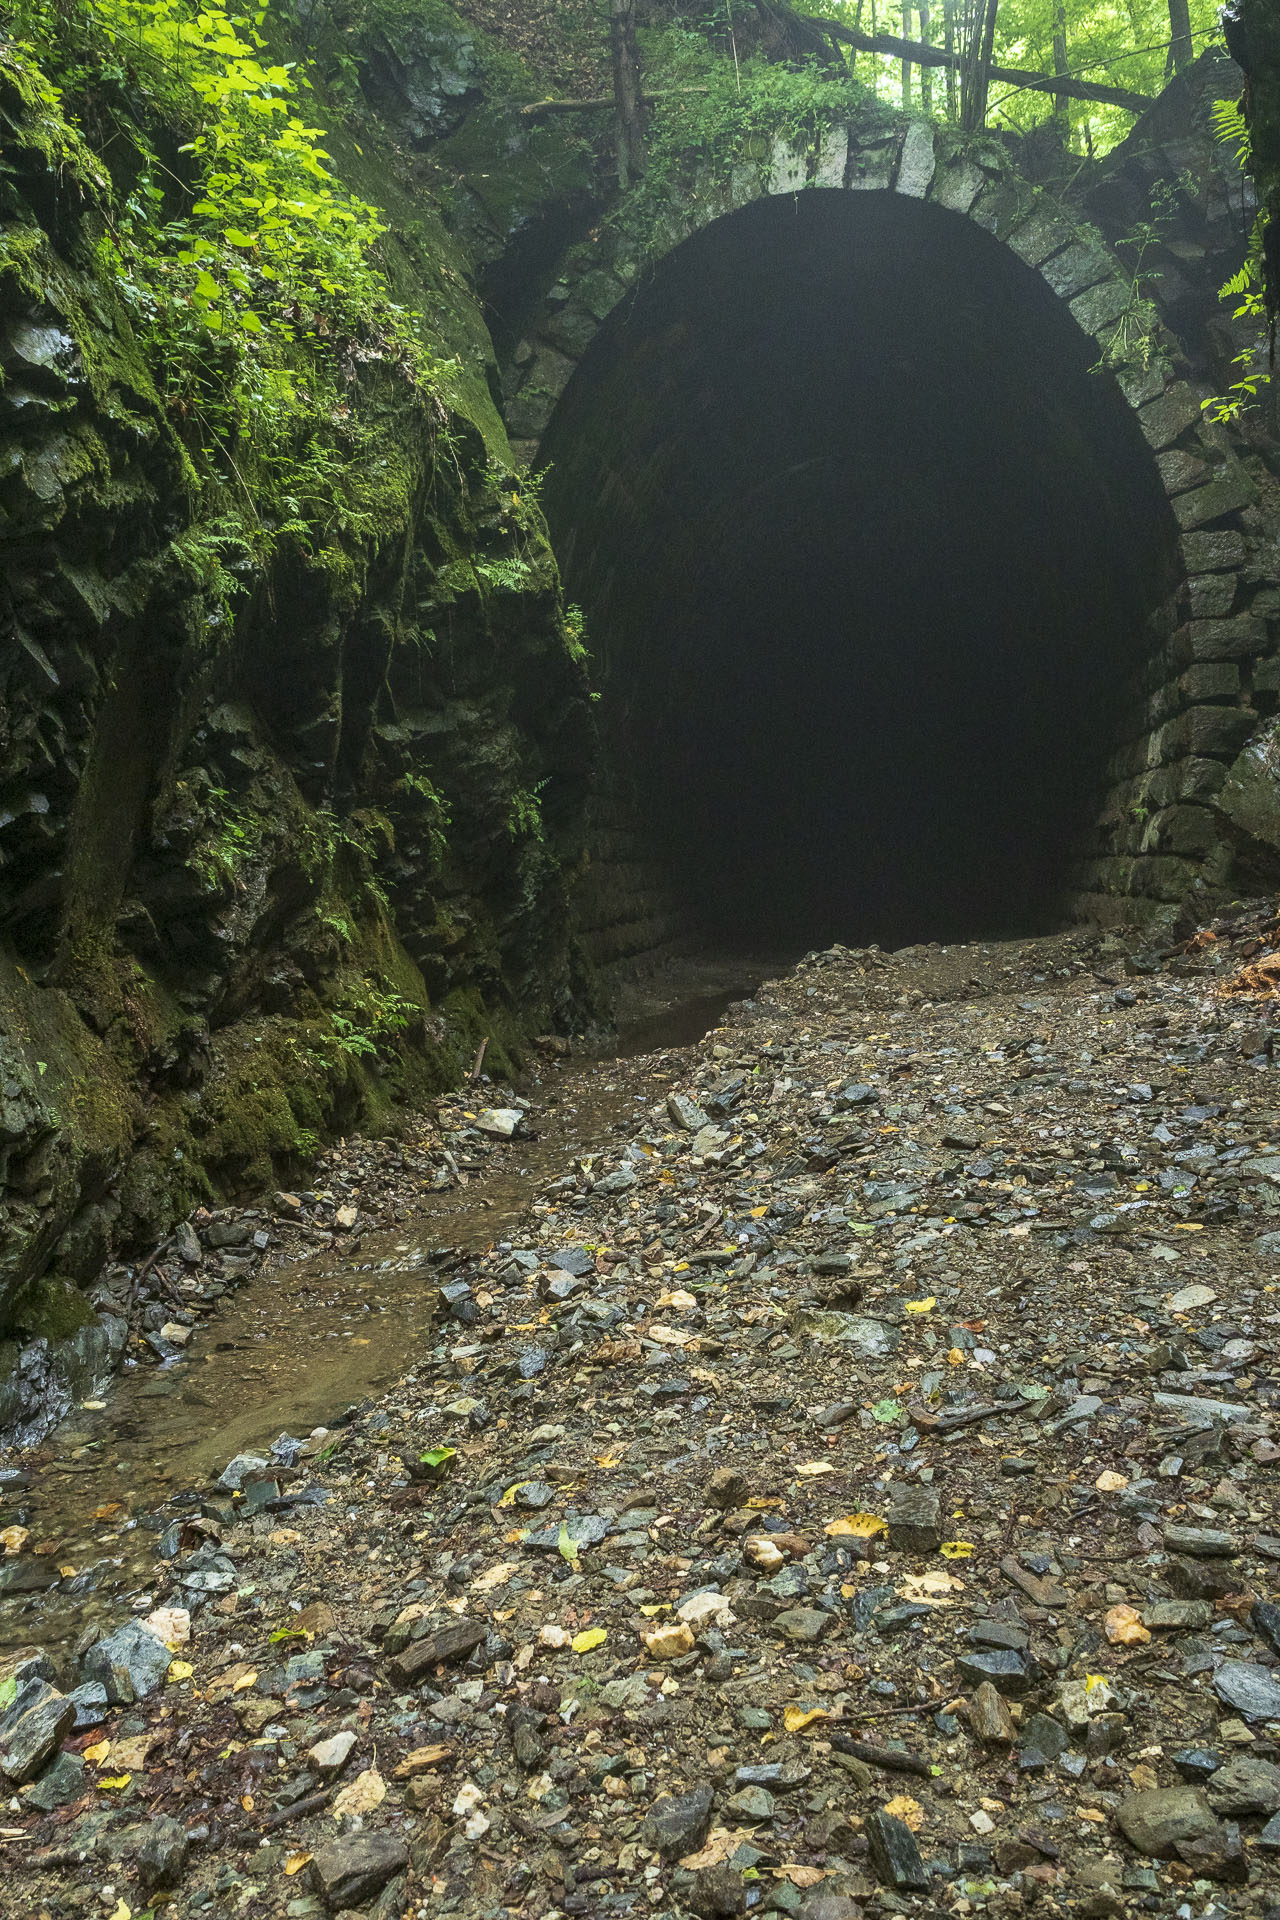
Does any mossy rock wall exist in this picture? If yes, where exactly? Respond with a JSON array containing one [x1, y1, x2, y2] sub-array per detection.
[[0, 9, 596, 1340]]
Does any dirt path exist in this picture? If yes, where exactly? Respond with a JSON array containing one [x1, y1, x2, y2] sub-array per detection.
[[5, 925, 1280, 1920]]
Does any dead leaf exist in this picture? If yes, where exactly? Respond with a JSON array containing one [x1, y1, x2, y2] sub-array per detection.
[[284, 1852, 312, 1876], [778, 1866, 826, 1888], [393, 1744, 454, 1778], [783, 1706, 829, 1734], [825, 1512, 887, 1539], [679, 1827, 758, 1870]]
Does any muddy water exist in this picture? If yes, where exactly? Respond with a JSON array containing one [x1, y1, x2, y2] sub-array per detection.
[[0, 960, 778, 1660]]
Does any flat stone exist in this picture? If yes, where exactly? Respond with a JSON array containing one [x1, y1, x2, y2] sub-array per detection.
[[1161, 1523, 1241, 1556], [1251, 1599, 1280, 1658], [1116, 1785, 1222, 1856], [474, 1108, 524, 1138], [1213, 1661, 1280, 1721], [886, 1483, 941, 1554], [0, 1679, 76, 1784], [1021, 1712, 1069, 1761], [1173, 1748, 1222, 1782], [772, 1607, 834, 1643], [792, 1310, 899, 1356], [725, 1784, 776, 1820], [310, 1833, 408, 1909], [956, 1648, 1032, 1697], [866, 1807, 930, 1891], [1143, 1599, 1213, 1631], [1206, 1753, 1280, 1815], [217, 1450, 270, 1491], [642, 1780, 714, 1859]]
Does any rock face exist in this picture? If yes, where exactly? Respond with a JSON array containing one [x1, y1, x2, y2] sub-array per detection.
[[0, 4, 594, 1429]]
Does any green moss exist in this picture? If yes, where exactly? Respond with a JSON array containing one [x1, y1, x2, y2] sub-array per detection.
[[8, 1274, 98, 1342]]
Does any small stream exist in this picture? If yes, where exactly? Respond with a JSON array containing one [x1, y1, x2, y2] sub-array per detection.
[[0, 957, 781, 1662]]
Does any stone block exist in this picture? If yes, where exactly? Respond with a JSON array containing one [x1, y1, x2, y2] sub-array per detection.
[[1070, 277, 1134, 334], [1172, 616, 1265, 664], [768, 136, 808, 195], [1158, 450, 1209, 496], [1183, 572, 1238, 619], [1174, 469, 1256, 530], [1040, 239, 1113, 298], [1178, 662, 1240, 702], [847, 140, 895, 191], [1181, 529, 1247, 571], [1139, 382, 1205, 449], [1168, 705, 1254, 758], [1148, 805, 1219, 856], [1118, 363, 1170, 409], [1006, 206, 1074, 265], [813, 124, 848, 188], [930, 157, 985, 212], [895, 121, 935, 198]]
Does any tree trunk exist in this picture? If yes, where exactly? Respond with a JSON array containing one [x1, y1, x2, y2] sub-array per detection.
[[610, 0, 647, 189], [1052, 1, 1069, 133], [943, 0, 957, 117], [918, 1, 932, 111], [901, 2, 912, 107], [1166, 0, 1193, 73], [960, 0, 999, 129]]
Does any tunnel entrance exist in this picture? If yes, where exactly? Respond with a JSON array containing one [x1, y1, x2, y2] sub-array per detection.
[[538, 191, 1181, 952]]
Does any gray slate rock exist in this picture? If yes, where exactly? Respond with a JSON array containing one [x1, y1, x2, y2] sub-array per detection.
[[310, 1833, 409, 1908], [793, 1309, 900, 1356], [137, 1815, 190, 1890], [1116, 1785, 1223, 1856], [956, 1648, 1033, 1697], [1213, 1660, 1280, 1721], [1162, 1523, 1241, 1557], [81, 1619, 172, 1702], [0, 1679, 76, 1784], [887, 1483, 941, 1554], [1206, 1753, 1280, 1815], [867, 1807, 930, 1891], [19, 1748, 85, 1810], [642, 1780, 714, 1859], [216, 1451, 270, 1491]]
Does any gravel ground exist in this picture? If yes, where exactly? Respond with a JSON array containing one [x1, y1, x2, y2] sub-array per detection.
[[5, 921, 1280, 1920]]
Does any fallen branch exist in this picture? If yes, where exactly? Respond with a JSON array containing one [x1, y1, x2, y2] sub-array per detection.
[[830, 1733, 934, 1777], [799, 18, 1153, 110]]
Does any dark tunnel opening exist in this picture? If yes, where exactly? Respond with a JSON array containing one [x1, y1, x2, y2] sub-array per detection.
[[536, 191, 1183, 952]]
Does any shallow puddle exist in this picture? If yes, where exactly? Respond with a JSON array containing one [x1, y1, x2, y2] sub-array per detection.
[[0, 957, 778, 1660]]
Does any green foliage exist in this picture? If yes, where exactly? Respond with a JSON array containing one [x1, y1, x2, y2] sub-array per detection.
[[1203, 101, 1271, 425], [328, 978, 422, 1058], [1, 0, 446, 569], [563, 603, 590, 666], [507, 781, 548, 843]]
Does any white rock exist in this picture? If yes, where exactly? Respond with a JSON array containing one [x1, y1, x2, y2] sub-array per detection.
[[1167, 1284, 1217, 1313], [538, 1625, 571, 1649], [159, 1322, 192, 1345], [474, 1108, 524, 1138], [143, 1606, 190, 1647], [453, 1780, 485, 1819], [676, 1592, 735, 1631], [308, 1729, 357, 1775]]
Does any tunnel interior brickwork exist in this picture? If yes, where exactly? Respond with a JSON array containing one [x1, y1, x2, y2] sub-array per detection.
[[502, 86, 1280, 963]]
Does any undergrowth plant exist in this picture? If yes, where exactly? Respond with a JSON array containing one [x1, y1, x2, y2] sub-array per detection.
[[1203, 97, 1272, 425]]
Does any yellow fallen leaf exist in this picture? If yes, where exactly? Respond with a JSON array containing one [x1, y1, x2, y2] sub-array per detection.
[[825, 1513, 887, 1539], [1078, 1806, 1107, 1822], [284, 1852, 312, 1876], [904, 1297, 936, 1314], [82, 1400, 107, 1411], [778, 1866, 826, 1888], [241, 1794, 254, 1812], [883, 1794, 925, 1832], [1084, 1672, 1110, 1694], [796, 1462, 837, 1478], [167, 1659, 195, 1683], [939, 1540, 975, 1558], [679, 1827, 758, 1870], [84, 1740, 111, 1766], [471, 1561, 518, 1593], [947, 1347, 966, 1366], [1172, 1222, 1204, 1231], [232, 1669, 258, 1693], [572, 1627, 608, 1653], [107, 1903, 131, 1920], [99, 1775, 132, 1791], [1103, 1604, 1151, 1648], [783, 1706, 829, 1733], [639, 1602, 671, 1616], [899, 1569, 964, 1601], [746, 1496, 779, 1509], [0, 1526, 29, 1554], [58, 1564, 77, 1579], [596, 1455, 621, 1468], [1094, 1470, 1128, 1493], [499, 1481, 535, 1508]]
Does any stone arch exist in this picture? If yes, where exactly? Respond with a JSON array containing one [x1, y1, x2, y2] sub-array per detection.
[[500, 108, 1276, 949]]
